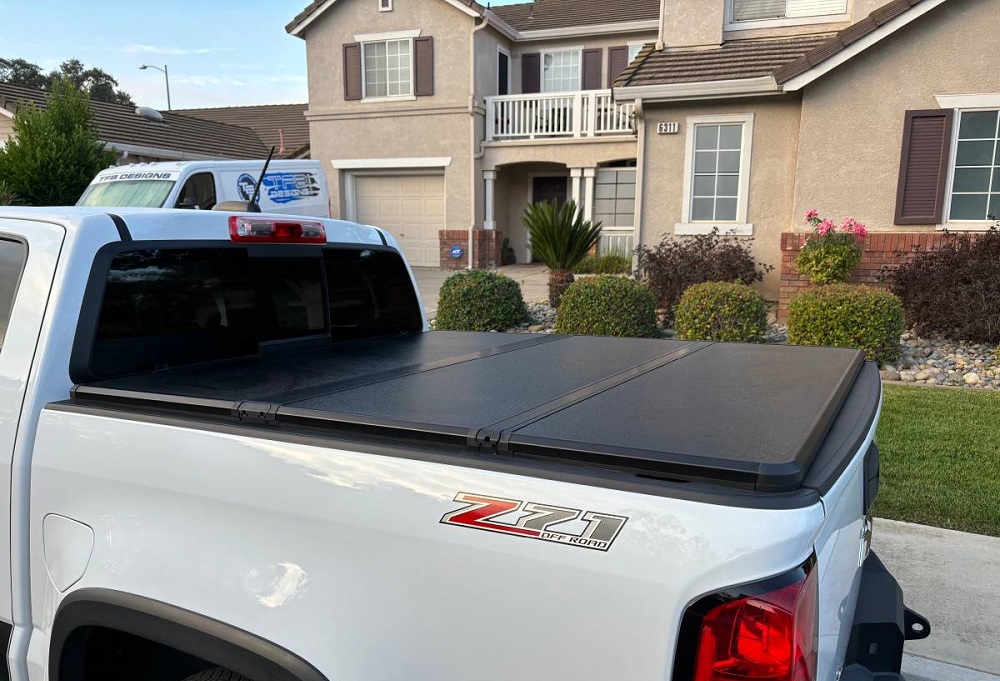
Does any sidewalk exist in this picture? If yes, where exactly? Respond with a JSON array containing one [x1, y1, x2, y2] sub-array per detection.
[[874, 518, 1000, 675]]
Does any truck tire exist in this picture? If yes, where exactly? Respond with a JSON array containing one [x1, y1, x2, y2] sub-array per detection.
[[182, 668, 253, 681]]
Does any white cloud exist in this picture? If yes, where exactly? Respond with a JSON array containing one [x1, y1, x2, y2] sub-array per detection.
[[121, 44, 236, 56]]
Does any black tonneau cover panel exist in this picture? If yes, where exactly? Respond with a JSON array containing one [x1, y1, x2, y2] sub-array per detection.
[[71, 332, 871, 492]]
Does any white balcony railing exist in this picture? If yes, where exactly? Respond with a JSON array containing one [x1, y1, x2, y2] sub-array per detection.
[[485, 90, 635, 142], [599, 227, 635, 256]]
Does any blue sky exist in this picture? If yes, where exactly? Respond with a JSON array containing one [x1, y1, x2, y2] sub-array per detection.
[[0, 0, 524, 110]]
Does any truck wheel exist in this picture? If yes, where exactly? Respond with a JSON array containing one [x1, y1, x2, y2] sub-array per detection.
[[182, 668, 253, 681]]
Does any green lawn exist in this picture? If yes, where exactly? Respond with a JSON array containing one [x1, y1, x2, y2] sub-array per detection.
[[875, 385, 1000, 537]]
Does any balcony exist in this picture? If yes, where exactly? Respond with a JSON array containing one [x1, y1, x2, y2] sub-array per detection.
[[484, 90, 636, 142]]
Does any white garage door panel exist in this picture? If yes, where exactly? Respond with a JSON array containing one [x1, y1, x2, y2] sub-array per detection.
[[355, 175, 444, 267]]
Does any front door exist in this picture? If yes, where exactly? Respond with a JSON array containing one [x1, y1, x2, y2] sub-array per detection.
[[531, 176, 568, 207]]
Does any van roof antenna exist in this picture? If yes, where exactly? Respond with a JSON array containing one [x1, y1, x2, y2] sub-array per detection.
[[248, 146, 276, 212]]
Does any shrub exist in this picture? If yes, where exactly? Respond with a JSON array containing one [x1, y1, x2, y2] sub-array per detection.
[[523, 199, 602, 307], [435, 269, 527, 332], [888, 229, 1000, 342], [0, 181, 18, 206], [674, 282, 767, 343], [0, 78, 116, 206], [787, 285, 904, 365], [555, 275, 657, 338], [573, 252, 631, 275], [794, 210, 867, 285], [635, 229, 772, 315]]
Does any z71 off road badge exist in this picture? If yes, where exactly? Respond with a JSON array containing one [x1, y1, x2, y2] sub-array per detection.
[[440, 492, 628, 552]]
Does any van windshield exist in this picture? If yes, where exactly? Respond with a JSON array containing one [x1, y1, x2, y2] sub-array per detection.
[[78, 180, 176, 208]]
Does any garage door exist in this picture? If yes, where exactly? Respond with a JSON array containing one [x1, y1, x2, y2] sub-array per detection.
[[354, 174, 444, 267]]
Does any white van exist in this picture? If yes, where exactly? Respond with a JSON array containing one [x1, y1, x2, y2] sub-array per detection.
[[78, 160, 331, 217]]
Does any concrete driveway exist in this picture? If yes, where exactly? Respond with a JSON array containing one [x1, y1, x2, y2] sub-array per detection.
[[412, 264, 550, 317]]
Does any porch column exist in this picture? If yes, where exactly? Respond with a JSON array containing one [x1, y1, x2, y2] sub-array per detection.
[[583, 167, 596, 224], [570, 168, 583, 208], [483, 170, 497, 230]]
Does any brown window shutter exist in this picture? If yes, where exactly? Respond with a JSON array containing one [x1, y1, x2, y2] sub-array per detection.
[[895, 109, 954, 225], [521, 53, 540, 94], [414, 36, 434, 97], [608, 46, 630, 88], [581, 49, 602, 91], [344, 43, 362, 101]]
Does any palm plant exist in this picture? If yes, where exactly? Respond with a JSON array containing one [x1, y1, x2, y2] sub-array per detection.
[[523, 199, 602, 307]]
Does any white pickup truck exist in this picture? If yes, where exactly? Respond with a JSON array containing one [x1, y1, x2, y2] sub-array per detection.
[[0, 207, 928, 681]]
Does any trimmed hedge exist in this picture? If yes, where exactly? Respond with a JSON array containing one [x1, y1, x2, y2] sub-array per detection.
[[573, 253, 632, 275], [555, 276, 657, 338], [675, 282, 767, 343], [435, 270, 527, 332], [788, 285, 904, 365]]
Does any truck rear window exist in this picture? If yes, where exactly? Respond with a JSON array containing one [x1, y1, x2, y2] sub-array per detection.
[[78, 245, 422, 380]]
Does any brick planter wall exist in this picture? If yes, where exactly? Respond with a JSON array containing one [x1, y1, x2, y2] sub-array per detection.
[[438, 230, 503, 270], [778, 231, 953, 319]]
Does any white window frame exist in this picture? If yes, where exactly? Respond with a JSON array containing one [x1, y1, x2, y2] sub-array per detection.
[[354, 29, 421, 103], [725, 0, 851, 31], [379, 0, 392, 11], [539, 47, 583, 93], [497, 47, 511, 96], [941, 102, 1000, 230], [676, 113, 754, 236]]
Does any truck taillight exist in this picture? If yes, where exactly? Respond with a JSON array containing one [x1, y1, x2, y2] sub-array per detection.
[[229, 215, 326, 243], [679, 560, 817, 681]]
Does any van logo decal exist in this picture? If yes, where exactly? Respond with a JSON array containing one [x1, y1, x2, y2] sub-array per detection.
[[237, 172, 320, 204], [440, 492, 628, 552]]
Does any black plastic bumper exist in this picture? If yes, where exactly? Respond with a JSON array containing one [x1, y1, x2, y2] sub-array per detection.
[[843, 551, 930, 680]]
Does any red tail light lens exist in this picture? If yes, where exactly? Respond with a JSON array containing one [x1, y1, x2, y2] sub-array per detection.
[[679, 560, 817, 681], [229, 216, 326, 243]]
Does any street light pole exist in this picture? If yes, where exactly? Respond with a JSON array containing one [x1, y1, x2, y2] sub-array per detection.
[[139, 64, 171, 110]]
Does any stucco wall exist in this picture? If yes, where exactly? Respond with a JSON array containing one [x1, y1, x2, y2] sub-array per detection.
[[483, 138, 639, 171], [660, 2, 724, 47], [640, 97, 803, 301], [794, 0, 1000, 232], [301, 0, 479, 231]]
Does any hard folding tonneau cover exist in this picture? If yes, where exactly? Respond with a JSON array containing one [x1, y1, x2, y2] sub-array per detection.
[[69, 332, 880, 493]]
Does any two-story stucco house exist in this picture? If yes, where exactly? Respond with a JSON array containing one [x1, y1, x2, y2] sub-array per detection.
[[287, 0, 656, 268], [289, 0, 1000, 314]]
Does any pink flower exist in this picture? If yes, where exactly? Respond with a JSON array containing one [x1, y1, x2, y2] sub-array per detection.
[[817, 219, 835, 236], [854, 223, 868, 238], [804, 209, 820, 222], [841, 217, 858, 233]]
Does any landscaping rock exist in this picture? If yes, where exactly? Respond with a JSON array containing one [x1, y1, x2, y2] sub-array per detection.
[[881, 368, 901, 382], [965, 372, 981, 385], [900, 371, 916, 383]]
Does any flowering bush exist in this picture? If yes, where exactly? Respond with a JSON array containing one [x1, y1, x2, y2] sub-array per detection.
[[794, 209, 867, 285]]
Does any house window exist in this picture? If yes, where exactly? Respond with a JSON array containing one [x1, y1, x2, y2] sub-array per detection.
[[949, 110, 1000, 221], [731, 0, 847, 23], [678, 114, 754, 235], [541, 50, 580, 93], [692, 124, 743, 221], [379, 0, 392, 10], [498, 49, 510, 96], [363, 39, 412, 98]]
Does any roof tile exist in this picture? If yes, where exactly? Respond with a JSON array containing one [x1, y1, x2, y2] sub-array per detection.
[[0, 83, 268, 159], [176, 103, 309, 158]]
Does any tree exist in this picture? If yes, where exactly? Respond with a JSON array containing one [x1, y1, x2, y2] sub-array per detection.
[[0, 77, 117, 206], [0, 58, 46, 88], [522, 199, 602, 307], [0, 57, 135, 107], [50, 59, 135, 107]]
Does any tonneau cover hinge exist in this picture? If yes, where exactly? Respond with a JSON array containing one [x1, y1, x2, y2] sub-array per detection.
[[234, 401, 280, 424]]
